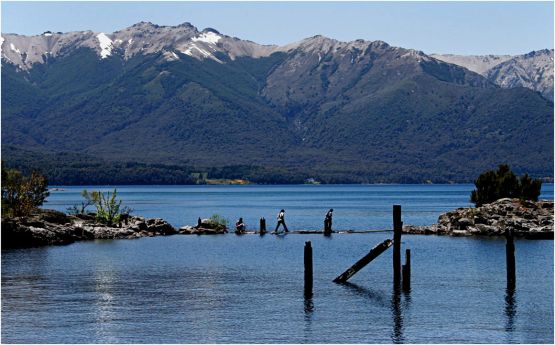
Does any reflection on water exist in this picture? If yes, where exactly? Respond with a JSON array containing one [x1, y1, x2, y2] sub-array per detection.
[[340, 281, 389, 308], [2, 233, 553, 343], [505, 288, 517, 332], [94, 269, 117, 342], [303, 296, 314, 317], [339, 281, 410, 343], [391, 286, 405, 344]]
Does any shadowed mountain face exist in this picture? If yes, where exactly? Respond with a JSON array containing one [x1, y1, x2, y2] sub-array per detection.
[[1, 22, 553, 183]]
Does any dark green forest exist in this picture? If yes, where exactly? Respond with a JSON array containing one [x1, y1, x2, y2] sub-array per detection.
[[2, 43, 553, 184], [3, 145, 551, 185]]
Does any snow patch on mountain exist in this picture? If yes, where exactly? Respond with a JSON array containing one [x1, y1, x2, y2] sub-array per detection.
[[9, 43, 21, 54], [181, 43, 222, 63], [96, 33, 113, 59], [192, 32, 221, 45]]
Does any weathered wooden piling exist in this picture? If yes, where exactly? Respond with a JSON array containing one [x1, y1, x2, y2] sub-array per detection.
[[259, 217, 267, 234], [402, 249, 411, 291], [393, 205, 402, 286], [505, 228, 516, 289], [304, 241, 313, 297], [333, 239, 393, 283], [324, 219, 332, 236]]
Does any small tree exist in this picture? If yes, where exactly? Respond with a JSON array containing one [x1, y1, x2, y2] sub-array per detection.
[[67, 190, 99, 215], [519, 173, 542, 201], [72, 188, 131, 226], [471, 164, 542, 206], [1, 165, 50, 217], [91, 189, 133, 226]]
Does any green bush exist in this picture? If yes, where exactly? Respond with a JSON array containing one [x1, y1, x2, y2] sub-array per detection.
[[73, 188, 131, 226], [207, 214, 228, 231], [470, 164, 542, 206], [1, 164, 49, 217]]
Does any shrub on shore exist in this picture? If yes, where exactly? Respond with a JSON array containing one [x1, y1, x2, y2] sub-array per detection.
[[69, 188, 132, 226], [471, 164, 542, 206], [206, 214, 228, 231], [1, 164, 49, 217]]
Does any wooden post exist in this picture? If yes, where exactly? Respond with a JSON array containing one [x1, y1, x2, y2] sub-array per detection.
[[324, 219, 331, 236], [393, 205, 402, 287], [304, 241, 313, 297], [505, 228, 516, 289], [402, 249, 411, 291], [333, 239, 393, 283], [259, 217, 266, 234]]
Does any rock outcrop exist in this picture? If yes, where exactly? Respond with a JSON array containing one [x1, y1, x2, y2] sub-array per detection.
[[404, 198, 553, 239], [1, 209, 177, 249], [179, 218, 228, 235]]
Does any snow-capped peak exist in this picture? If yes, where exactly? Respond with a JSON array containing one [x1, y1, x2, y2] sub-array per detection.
[[96, 33, 113, 59], [192, 31, 221, 45]]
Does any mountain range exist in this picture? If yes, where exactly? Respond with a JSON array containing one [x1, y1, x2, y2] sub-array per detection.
[[1, 22, 553, 184], [432, 50, 553, 101]]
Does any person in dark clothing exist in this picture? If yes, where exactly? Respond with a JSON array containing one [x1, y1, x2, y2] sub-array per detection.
[[235, 217, 245, 233], [275, 209, 289, 233], [325, 208, 334, 233]]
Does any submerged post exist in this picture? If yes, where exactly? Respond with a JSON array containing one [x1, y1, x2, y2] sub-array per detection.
[[505, 228, 516, 289], [402, 249, 411, 291], [259, 217, 267, 235], [393, 205, 402, 287], [304, 241, 313, 297]]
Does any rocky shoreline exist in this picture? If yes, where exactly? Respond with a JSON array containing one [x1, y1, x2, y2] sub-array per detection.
[[1, 209, 177, 249], [3, 198, 553, 248], [403, 198, 553, 239]]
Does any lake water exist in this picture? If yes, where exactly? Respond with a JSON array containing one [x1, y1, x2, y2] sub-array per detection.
[[2, 185, 553, 343], [37, 184, 554, 230]]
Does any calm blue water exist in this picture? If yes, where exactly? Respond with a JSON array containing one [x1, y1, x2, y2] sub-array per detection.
[[40, 184, 554, 230], [2, 185, 553, 343]]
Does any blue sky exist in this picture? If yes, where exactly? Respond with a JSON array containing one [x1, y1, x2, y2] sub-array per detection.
[[1, 1, 553, 55]]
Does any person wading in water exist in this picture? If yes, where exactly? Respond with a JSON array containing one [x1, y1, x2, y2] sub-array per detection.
[[275, 209, 289, 233]]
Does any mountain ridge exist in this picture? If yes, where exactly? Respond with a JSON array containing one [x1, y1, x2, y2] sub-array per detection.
[[2, 22, 553, 184], [432, 49, 554, 100]]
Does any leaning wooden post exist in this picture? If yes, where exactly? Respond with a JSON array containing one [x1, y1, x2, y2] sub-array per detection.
[[304, 241, 313, 298], [505, 228, 516, 289], [402, 249, 411, 291], [333, 239, 393, 283], [393, 205, 402, 287]]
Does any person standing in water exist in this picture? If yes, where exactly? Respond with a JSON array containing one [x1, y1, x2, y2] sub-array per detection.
[[275, 209, 289, 233]]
